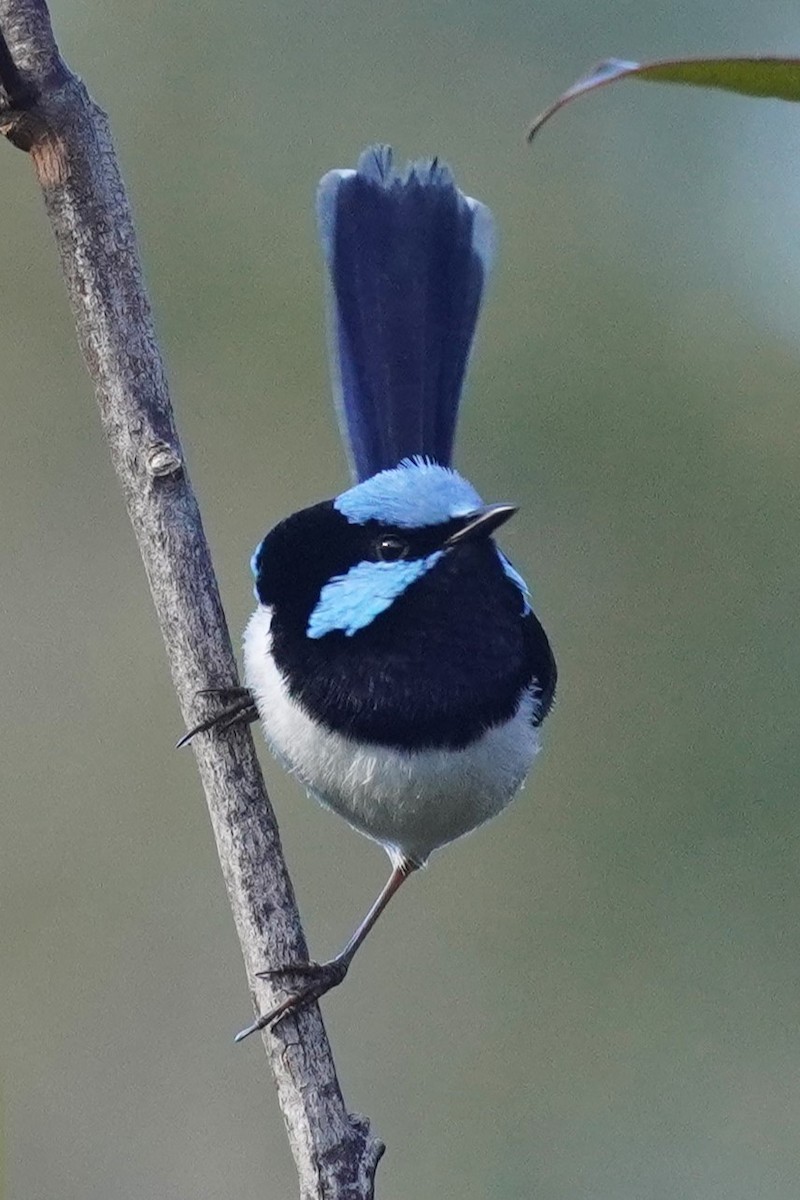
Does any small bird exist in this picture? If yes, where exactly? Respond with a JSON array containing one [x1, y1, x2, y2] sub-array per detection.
[[182, 145, 556, 1041]]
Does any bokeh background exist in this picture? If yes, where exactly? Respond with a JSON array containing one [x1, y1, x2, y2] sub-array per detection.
[[3, 1, 800, 1197]]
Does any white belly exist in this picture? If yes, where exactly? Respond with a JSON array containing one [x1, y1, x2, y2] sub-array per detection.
[[243, 605, 541, 865]]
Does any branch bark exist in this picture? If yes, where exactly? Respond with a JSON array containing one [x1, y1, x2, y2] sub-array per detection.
[[0, 5, 383, 1196]]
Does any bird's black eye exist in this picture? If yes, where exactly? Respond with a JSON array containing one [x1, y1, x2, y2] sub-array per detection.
[[374, 534, 409, 562]]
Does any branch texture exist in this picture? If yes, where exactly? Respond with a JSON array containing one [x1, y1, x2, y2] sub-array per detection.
[[0, 3, 383, 1196]]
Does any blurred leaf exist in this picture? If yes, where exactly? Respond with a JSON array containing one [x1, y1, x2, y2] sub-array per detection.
[[527, 56, 800, 142]]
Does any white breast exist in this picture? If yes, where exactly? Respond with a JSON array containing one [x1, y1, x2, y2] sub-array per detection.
[[243, 605, 541, 865]]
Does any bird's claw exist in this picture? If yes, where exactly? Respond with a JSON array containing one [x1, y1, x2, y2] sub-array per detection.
[[234, 957, 351, 1042], [196, 685, 253, 701], [258, 955, 350, 994], [176, 687, 258, 748], [258, 959, 324, 979]]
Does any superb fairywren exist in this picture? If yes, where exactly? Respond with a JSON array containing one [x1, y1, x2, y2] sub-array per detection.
[[182, 146, 556, 1041]]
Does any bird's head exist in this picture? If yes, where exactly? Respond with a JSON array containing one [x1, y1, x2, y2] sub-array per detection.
[[251, 458, 520, 642]]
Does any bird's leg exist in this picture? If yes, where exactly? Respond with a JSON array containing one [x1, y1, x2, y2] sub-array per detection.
[[176, 687, 258, 748], [235, 856, 419, 1042]]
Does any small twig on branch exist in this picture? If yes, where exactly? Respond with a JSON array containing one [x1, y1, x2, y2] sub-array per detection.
[[0, 2, 384, 1197]]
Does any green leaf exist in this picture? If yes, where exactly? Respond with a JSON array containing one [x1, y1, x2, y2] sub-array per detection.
[[527, 56, 800, 143]]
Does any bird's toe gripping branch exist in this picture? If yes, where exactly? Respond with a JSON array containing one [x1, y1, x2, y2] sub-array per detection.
[[235, 957, 352, 1043], [176, 687, 258, 748]]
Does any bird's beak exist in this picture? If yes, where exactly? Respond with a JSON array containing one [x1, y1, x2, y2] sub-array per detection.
[[444, 502, 518, 548]]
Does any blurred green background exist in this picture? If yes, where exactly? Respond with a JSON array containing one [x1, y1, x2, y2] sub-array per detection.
[[2, 1, 800, 1197]]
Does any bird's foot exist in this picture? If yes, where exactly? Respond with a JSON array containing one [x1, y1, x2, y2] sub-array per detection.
[[234, 956, 351, 1043], [176, 687, 258, 748]]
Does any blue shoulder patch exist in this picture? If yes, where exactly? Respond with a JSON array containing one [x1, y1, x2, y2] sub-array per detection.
[[335, 458, 483, 528], [250, 542, 263, 600], [497, 550, 532, 614], [307, 551, 443, 639]]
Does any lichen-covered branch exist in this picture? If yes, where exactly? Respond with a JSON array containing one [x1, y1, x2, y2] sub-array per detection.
[[0, 4, 383, 1196]]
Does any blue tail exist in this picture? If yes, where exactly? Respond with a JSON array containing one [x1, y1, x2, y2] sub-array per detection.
[[317, 145, 495, 482]]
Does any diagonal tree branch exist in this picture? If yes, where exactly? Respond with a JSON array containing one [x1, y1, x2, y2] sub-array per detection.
[[0, 3, 383, 1196]]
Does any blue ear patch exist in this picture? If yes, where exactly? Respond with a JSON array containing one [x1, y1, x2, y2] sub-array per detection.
[[335, 458, 483, 528], [307, 551, 443, 639]]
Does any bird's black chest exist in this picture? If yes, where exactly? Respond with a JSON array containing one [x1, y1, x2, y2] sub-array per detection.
[[269, 544, 553, 751]]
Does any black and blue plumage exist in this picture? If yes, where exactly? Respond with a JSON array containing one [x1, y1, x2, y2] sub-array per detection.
[[185, 146, 557, 1040]]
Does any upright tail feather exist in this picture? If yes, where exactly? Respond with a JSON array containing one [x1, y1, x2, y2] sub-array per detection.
[[317, 145, 495, 482]]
